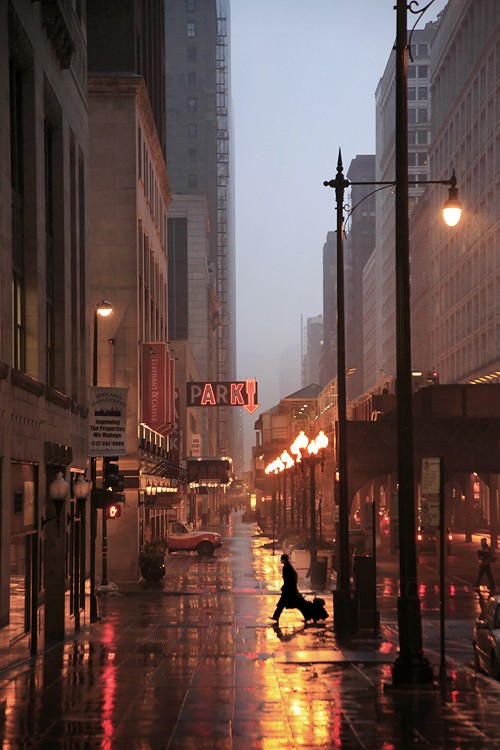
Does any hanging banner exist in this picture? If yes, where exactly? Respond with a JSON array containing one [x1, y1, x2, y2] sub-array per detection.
[[88, 387, 128, 457], [141, 342, 167, 431]]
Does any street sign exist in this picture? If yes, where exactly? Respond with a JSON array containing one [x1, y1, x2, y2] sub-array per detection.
[[186, 379, 259, 414]]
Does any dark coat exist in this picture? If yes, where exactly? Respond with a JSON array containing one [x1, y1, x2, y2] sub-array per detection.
[[280, 560, 302, 607]]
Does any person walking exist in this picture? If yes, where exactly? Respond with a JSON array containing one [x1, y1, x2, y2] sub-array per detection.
[[271, 554, 304, 623], [474, 537, 496, 591]]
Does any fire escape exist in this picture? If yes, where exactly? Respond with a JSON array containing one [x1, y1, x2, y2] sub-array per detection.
[[216, 9, 229, 456]]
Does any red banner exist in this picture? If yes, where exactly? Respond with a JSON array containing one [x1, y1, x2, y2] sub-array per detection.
[[141, 343, 167, 431]]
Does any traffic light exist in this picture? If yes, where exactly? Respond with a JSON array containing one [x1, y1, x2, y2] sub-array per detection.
[[105, 503, 122, 519], [103, 457, 125, 494]]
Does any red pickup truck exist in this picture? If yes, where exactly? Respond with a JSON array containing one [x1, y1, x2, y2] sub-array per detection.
[[167, 521, 222, 557]]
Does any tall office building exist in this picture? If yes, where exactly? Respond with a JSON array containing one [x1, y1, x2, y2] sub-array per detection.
[[321, 232, 337, 386], [410, 0, 500, 384], [302, 315, 323, 388], [372, 22, 439, 386], [345, 155, 376, 399], [165, 0, 236, 459], [87, 1, 177, 581]]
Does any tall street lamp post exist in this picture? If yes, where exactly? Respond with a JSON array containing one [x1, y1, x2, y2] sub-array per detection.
[[324, 0, 461, 679], [90, 299, 113, 622]]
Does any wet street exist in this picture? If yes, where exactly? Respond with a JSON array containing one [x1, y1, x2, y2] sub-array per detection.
[[1, 514, 500, 749]]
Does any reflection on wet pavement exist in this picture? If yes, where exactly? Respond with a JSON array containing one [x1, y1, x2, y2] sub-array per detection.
[[1, 513, 500, 748]]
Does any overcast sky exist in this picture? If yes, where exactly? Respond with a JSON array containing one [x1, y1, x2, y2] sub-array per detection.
[[231, 0, 448, 469]]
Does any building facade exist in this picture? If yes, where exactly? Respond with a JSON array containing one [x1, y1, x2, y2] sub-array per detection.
[[165, 0, 237, 460], [1, 0, 90, 656], [344, 155, 376, 399], [372, 22, 438, 386], [411, 0, 500, 385]]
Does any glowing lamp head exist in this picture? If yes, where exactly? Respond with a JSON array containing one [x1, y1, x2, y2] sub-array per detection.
[[442, 172, 461, 227]]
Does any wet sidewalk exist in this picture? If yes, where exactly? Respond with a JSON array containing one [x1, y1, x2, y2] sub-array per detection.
[[1, 514, 500, 749]]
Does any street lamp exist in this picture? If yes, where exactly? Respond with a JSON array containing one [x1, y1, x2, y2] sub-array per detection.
[[90, 299, 113, 622], [70, 475, 90, 631], [304, 431, 328, 584], [42, 472, 70, 533]]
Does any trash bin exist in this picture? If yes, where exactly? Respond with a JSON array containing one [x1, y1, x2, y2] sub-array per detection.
[[310, 556, 328, 588]]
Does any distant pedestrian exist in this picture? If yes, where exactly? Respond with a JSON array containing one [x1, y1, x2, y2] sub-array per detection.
[[271, 554, 304, 623], [474, 537, 495, 591]]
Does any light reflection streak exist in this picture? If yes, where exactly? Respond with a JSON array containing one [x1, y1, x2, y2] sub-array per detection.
[[100, 623, 117, 749]]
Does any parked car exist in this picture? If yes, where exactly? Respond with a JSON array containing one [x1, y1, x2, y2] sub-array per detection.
[[473, 594, 500, 679], [167, 521, 222, 557]]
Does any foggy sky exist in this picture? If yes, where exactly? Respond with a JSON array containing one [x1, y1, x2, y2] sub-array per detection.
[[231, 0, 448, 469]]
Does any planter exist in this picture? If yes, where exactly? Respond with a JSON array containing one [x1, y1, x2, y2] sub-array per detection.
[[140, 561, 166, 583], [291, 549, 311, 579]]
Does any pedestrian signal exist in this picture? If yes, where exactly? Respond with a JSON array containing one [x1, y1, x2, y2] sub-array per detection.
[[105, 503, 121, 519]]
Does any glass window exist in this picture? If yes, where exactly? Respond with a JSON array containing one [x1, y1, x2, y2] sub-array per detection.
[[417, 153, 427, 166], [187, 21, 196, 37], [188, 148, 197, 160], [187, 71, 196, 87], [188, 173, 197, 189], [187, 97, 197, 113], [187, 0, 196, 10], [187, 46, 196, 62], [418, 65, 428, 78], [408, 109, 416, 124], [408, 87, 416, 101], [418, 43, 428, 57], [417, 130, 428, 144], [418, 86, 427, 100], [408, 65, 416, 79], [187, 124, 197, 138], [417, 108, 428, 123], [408, 131, 416, 145], [408, 152, 416, 166]]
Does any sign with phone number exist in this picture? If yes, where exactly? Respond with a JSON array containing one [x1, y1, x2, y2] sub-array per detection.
[[88, 386, 128, 457]]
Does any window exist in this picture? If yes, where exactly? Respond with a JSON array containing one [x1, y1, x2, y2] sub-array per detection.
[[408, 87, 416, 101], [408, 132, 416, 145], [187, 21, 196, 37], [417, 108, 428, 123], [417, 43, 428, 57], [188, 173, 197, 188], [408, 65, 416, 78], [188, 148, 197, 160], [12, 276, 25, 371], [44, 119, 55, 386], [417, 153, 427, 166], [418, 86, 427, 100], [417, 130, 428, 144], [187, 46, 196, 62], [187, 0, 196, 10], [187, 124, 197, 138], [408, 152, 416, 166], [187, 97, 197, 113], [418, 65, 428, 78], [408, 109, 416, 124], [187, 71, 196, 87]]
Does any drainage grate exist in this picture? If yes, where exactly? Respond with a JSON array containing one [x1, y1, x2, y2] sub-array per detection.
[[274, 649, 394, 664]]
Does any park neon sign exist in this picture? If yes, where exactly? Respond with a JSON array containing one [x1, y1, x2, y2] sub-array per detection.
[[187, 378, 259, 414]]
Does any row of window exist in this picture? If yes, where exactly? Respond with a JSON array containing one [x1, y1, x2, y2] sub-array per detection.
[[9, 55, 86, 397], [137, 126, 167, 252], [138, 221, 167, 346]]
